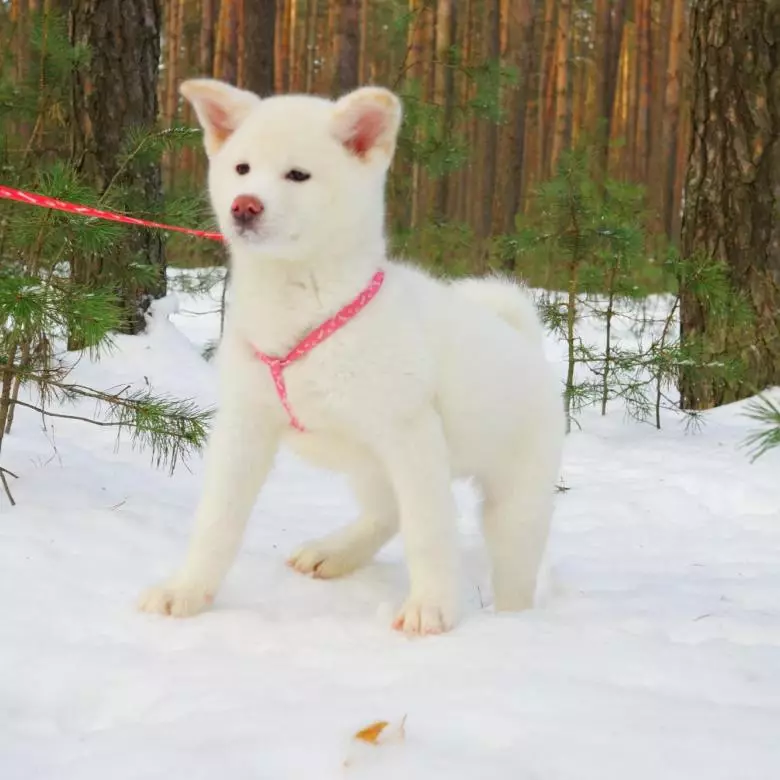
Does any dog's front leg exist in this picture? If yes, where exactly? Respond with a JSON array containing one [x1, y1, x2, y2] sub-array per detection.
[[139, 403, 278, 617], [374, 407, 459, 635]]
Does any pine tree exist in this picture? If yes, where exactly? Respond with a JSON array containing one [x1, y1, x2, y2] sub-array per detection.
[[679, 0, 780, 408], [0, 8, 212, 505], [68, 0, 167, 338], [509, 146, 734, 433]]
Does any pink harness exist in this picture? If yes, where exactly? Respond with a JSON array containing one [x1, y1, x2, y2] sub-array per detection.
[[252, 270, 385, 432]]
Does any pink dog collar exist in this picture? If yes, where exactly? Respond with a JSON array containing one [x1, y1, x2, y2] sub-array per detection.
[[252, 270, 385, 431]]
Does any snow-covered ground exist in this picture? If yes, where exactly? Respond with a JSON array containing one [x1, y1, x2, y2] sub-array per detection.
[[2, 272, 779, 779]]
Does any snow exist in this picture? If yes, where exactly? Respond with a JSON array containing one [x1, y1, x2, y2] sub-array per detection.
[[2, 271, 780, 779]]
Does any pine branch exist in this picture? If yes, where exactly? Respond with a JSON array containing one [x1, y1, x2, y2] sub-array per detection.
[[0, 465, 18, 506], [9, 381, 214, 475], [743, 395, 780, 462]]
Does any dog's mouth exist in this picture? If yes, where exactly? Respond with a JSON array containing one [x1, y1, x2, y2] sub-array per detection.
[[231, 224, 268, 243]]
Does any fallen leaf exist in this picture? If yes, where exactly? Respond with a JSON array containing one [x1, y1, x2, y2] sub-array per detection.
[[344, 717, 408, 768], [354, 720, 390, 745]]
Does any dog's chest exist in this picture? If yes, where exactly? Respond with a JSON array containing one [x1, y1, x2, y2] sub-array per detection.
[[229, 277, 433, 431], [235, 307, 364, 428]]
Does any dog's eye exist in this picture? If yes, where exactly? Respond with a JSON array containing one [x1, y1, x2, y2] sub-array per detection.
[[236, 163, 250, 175], [285, 169, 311, 183]]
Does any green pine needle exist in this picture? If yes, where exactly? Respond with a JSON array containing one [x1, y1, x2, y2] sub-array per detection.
[[743, 395, 780, 462]]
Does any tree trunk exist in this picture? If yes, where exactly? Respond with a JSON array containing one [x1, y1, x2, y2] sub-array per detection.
[[623, 20, 637, 180], [213, 0, 233, 81], [359, 0, 369, 84], [455, 0, 474, 223], [680, 0, 780, 408], [244, 0, 275, 95], [501, 0, 534, 231], [200, 0, 216, 75], [661, 0, 685, 240], [163, 0, 184, 189], [478, 0, 500, 239], [69, 0, 164, 338], [549, 0, 571, 173], [334, 0, 359, 93], [237, 0, 247, 86], [632, 0, 651, 180], [592, 0, 626, 177], [407, 0, 426, 229], [433, 0, 456, 221], [537, 0, 556, 181], [303, 0, 318, 92]]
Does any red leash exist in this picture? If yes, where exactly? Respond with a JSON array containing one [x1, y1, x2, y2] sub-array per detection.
[[0, 185, 224, 242]]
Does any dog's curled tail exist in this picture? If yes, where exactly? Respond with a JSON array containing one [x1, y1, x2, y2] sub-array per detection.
[[453, 276, 545, 342]]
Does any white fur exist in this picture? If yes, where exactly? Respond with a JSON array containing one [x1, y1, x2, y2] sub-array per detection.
[[138, 80, 565, 635]]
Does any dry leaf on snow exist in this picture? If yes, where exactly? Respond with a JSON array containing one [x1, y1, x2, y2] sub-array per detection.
[[343, 716, 407, 768]]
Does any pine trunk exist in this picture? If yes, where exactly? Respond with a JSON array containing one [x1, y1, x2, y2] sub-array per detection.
[[69, 0, 164, 338], [408, 0, 425, 229], [549, 0, 571, 173], [455, 0, 474, 223], [479, 0, 500, 239], [336, 0, 359, 93], [359, 0, 370, 84], [237, 0, 247, 86], [592, 0, 626, 176], [632, 0, 651, 180], [680, 0, 780, 408], [537, 0, 556, 181], [163, 0, 183, 188], [244, 0, 276, 95], [213, 0, 230, 80], [432, 0, 456, 221], [501, 0, 534, 231], [201, 0, 216, 75], [303, 0, 318, 92], [661, 0, 685, 239]]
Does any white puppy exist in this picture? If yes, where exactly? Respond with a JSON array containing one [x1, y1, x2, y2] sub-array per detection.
[[139, 79, 565, 635]]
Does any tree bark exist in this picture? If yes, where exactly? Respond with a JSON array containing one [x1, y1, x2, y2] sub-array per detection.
[[537, 0, 556, 181], [69, 0, 165, 338], [549, 0, 571, 173], [661, 0, 685, 239], [680, 0, 780, 408], [478, 0, 500, 238], [163, 0, 184, 189], [303, 0, 317, 92], [334, 0, 359, 93], [359, 0, 369, 84], [244, 0, 275, 96], [200, 0, 216, 75], [500, 0, 535, 232], [433, 0, 456, 221], [632, 0, 652, 180], [214, 0, 235, 81], [592, 0, 626, 177]]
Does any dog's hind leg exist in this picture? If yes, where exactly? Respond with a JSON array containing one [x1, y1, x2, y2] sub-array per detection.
[[288, 461, 398, 579], [480, 438, 561, 612]]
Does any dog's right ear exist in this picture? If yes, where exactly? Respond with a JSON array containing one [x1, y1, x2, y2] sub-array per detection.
[[180, 79, 261, 157]]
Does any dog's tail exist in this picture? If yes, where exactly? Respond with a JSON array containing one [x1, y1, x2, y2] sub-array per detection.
[[453, 276, 545, 341]]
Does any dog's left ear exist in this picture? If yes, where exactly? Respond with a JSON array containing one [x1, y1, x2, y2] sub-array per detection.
[[331, 87, 402, 165], [180, 78, 261, 157]]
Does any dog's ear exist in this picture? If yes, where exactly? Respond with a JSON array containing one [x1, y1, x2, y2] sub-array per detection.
[[331, 87, 402, 165], [180, 79, 261, 157]]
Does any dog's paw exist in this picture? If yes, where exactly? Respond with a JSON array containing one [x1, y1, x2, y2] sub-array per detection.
[[137, 582, 214, 618], [392, 596, 457, 636], [287, 539, 371, 579]]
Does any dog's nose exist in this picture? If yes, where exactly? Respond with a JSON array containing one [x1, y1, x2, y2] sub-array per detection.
[[231, 194, 264, 226]]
